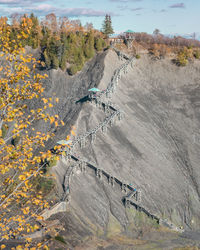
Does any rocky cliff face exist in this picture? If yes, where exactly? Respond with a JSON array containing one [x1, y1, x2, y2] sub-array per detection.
[[31, 50, 107, 150], [41, 49, 200, 249]]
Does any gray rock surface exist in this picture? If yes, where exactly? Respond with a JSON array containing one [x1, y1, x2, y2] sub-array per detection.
[[31, 50, 107, 150], [46, 49, 200, 248]]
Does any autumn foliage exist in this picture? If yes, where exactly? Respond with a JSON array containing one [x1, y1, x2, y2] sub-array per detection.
[[6, 13, 107, 75], [0, 16, 64, 248], [122, 31, 200, 66]]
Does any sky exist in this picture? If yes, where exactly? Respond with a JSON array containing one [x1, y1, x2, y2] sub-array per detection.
[[0, 0, 199, 36]]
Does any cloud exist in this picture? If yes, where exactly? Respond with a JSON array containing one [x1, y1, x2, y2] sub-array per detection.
[[0, 0, 47, 5], [110, 0, 142, 2], [0, 0, 23, 3], [33, 5, 109, 17], [0, 4, 110, 17], [131, 7, 143, 11], [169, 3, 185, 8]]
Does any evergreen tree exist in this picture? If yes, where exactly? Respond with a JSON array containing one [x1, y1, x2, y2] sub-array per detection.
[[4, 13, 108, 74], [51, 55, 59, 69], [76, 50, 85, 70], [29, 13, 40, 48], [84, 32, 95, 58], [95, 38, 102, 51], [40, 26, 50, 48], [102, 14, 114, 36], [95, 37, 106, 51], [43, 49, 51, 68], [60, 50, 67, 70], [68, 64, 78, 75], [153, 29, 160, 36]]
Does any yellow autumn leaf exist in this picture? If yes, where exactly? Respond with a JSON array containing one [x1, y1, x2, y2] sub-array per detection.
[[16, 246, 24, 250], [3, 235, 9, 240], [19, 175, 26, 181], [50, 117, 55, 124], [42, 98, 48, 104], [71, 130, 76, 136], [36, 216, 44, 220], [33, 225, 39, 230], [26, 238, 32, 242]]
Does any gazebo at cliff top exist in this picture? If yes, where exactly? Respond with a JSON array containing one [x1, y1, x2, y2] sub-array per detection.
[[124, 29, 135, 40], [125, 29, 134, 33]]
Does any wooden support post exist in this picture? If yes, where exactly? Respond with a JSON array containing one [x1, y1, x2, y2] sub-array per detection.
[[125, 199, 130, 208], [91, 133, 96, 143], [66, 195, 71, 203], [137, 189, 142, 202], [80, 140, 83, 149], [100, 170, 102, 179], [124, 185, 127, 193], [131, 60, 134, 68], [121, 183, 127, 193], [102, 125, 107, 133], [104, 104, 108, 113], [124, 198, 127, 207], [80, 162, 84, 172], [96, 169, 102, 179], [110, 118, 113, 126], [81, 162, 86, 173], [118, 112, 122, 121], [108, 176, 114, 186]]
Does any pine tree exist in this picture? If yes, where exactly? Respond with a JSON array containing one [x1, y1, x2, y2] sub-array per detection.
[[84, 32, 95, 59], [95, 38, 102, 51], [51, 55, 59, 69], [60, 50, 67, 71], [29, 13, 40, 48], [44, 49, 51, 68], [153, 29, 160, 36], [68, 64, 78, 75], [102, 14, 114, 36]]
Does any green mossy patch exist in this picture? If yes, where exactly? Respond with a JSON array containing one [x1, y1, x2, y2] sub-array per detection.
[[126, 207, 159, 232], [55, 235, 67, 244], [106, 213, 122, 238]]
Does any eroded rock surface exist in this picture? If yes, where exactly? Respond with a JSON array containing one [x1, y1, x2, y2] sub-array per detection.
[[47, 50, 200, 249]]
